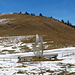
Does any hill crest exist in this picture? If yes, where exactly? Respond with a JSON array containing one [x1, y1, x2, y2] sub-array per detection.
[[0, 13, 75, 49]]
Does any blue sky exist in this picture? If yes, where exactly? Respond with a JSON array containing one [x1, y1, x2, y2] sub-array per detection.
[[0, 0, 75, 25]]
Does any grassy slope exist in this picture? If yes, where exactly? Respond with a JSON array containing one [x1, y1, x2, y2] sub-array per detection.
[[0, 13, 75, 49]]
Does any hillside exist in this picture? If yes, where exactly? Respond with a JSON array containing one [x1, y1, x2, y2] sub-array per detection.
[[0, 13, 75, 49]]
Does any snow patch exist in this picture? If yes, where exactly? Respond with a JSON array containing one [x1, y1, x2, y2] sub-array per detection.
[[0, 18, 14, 24]]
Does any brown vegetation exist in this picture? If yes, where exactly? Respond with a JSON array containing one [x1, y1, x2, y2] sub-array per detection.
[[0, 13, 75, 49]]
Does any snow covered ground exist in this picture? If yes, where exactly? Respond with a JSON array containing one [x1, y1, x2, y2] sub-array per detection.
[[0, 36, 75, 75], [0, 47, 75, 75], [0, 35, 34, 54]]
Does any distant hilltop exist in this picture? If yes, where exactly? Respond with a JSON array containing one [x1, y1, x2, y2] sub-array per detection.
[[0, 12, 75, 49]]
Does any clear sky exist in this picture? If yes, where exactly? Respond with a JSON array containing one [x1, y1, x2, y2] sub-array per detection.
[[0, 0, 75, 25]]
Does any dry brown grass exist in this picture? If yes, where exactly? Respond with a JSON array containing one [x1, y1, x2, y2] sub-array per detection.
[[0, 13, 75, 49]]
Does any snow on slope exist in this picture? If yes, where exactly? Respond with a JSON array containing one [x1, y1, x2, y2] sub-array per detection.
[[0, 36, 35, 54], [0, 47, 75, 75], [0, 36, 75, 75], [0, 47, 75, 58], [0, 18, 14, 24]]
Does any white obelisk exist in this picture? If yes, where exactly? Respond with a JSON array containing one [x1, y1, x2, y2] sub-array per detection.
[[33, 34, 43, 57]]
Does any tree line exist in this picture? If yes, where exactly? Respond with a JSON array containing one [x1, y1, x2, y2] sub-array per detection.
[[19, 11, 43, 16], [61, 19, 72, 26], [19, 11, 75, 28], [0, 11, 74, 28], [61, 19, 75, 28]]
